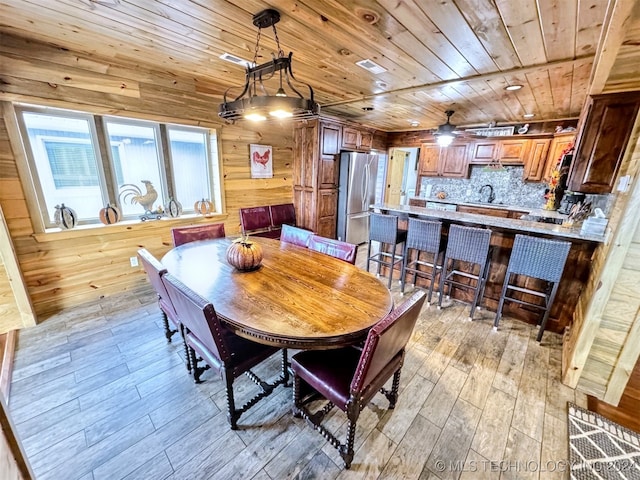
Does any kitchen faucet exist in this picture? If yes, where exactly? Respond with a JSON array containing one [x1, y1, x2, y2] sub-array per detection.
[[479, 184, 495, 203]]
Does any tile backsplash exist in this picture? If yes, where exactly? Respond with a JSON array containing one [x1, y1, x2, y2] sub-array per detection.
[[419, 166, 547, 208]]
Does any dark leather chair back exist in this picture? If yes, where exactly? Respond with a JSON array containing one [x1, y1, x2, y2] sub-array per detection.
[[171, 223, 225, 247], [240, 207, 272, 234], [161, 273, 230, 362], [280, 224, 313, 248], [137, 248, 177, 320], [308, 235, 358, 264], [351, 290, 426, 393], [270, 203, 296, 228]]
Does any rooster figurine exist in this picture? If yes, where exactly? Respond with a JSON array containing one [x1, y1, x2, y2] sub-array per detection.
[[118, 180, 158, 213]]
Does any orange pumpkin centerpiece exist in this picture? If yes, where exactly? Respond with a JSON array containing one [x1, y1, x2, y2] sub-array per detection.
[[226, 235, 263, 272]]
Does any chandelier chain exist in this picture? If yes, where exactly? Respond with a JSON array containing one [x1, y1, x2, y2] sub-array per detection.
[[252, 27, 262, 65], [272, 24, 285, 58]]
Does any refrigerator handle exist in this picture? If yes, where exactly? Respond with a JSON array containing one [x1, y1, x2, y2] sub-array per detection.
[[362, 163, 369, 211]]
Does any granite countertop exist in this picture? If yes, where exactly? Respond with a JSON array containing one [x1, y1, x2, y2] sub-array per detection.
[[373, 203, 605, 243]]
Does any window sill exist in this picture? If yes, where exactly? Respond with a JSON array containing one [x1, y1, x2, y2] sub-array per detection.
[[33, 213, 229, 243]]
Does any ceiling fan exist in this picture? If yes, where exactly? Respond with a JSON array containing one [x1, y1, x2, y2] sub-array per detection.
[[426, 110, 486, 146]]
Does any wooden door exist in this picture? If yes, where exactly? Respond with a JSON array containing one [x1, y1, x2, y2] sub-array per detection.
[[418, 144, 440, 176], [468, 140, 499, 164], [440, 144, 469, 177], [359, 131, 373, 150], [320, 122, 341, 155], [341, 127, 359, 150], [568, 92, 640, 193], [523, 139, 551, 181], [499, 139, 529, 164], [316, 189, 338, 238], [544, 134, 575, 182], [386, 149, 408, 204]]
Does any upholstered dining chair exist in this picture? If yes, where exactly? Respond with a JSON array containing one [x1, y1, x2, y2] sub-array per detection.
[[137, 248, 190, 372], [269, 203, 296, 229], [240, 206, 278, 238], [291, 290, 427, 469], [308, 235, 358, 264], [280, 224, 313, 248], [171, 223, 225, 247], [161, 273, 289, 430]]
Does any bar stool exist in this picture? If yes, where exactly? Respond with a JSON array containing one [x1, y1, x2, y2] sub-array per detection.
[[494, 235, 571, 342], [366, 213, 408, 289], [437, 224, 492, 320], [400, 218, 444, 305]]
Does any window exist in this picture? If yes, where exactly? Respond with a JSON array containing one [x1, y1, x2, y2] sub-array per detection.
[[15, 105, 222, 228]]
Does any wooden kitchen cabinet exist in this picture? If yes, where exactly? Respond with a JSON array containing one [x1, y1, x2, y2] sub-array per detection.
[[498, 139, 529, 164], [523, 137, 551, 181], [293, 120, 341, 238], [468, 138, 529, 164], [418, 142, 469, 178], [409, 198, 427, 207], [568, 92, 640, 193], [318, 122, 341, 189], [342, 126, 373, 151], [457, 205, 510, 218], [468, 140, 500, 163], [543, 133, 575, 182]]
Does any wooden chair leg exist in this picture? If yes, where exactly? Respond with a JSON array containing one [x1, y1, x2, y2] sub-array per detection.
[[223, 371, 240, 430], [341, 400, 360, 469], [179, 324, 191, 373], [160, 309, 176, 342]]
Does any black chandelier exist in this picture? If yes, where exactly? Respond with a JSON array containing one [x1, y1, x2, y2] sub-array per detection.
[[218, 9, 320, 122]]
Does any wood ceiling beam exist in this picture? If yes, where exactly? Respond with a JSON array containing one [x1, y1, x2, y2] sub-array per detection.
[[588, 0, 638, 95], [322, 55, 594, 107]]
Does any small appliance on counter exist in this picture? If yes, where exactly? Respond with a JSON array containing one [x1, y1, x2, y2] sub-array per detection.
[[558, 192, 586, 214]]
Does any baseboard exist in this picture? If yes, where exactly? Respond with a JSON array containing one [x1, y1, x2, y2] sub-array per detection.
[[0, 330, 17, 403]]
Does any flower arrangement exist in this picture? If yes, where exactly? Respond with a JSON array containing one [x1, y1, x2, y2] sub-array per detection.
[[544, 142, 574, 210]]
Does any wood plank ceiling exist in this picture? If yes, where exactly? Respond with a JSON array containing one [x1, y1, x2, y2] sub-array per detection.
[[0, 0, 617, 132]]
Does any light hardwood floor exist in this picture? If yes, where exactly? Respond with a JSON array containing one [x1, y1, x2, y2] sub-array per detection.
[[8, 257, 586, 480]]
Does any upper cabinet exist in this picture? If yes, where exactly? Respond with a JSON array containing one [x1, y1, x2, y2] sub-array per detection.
[[468, 141, 500, 164], [418, 142, 469, 178], [468, 138, 530, 165], [568, 92, 640, 193], [522, 137, 552, 182], [342, 126, 373, 151], [543, 133, 575, 182]]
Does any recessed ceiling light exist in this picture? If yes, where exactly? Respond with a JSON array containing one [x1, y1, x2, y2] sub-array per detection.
[[523, 113, 535, 118], [362, 106, 374, 111], [410, 121, 420, 127], [505, 84, 523, 91]]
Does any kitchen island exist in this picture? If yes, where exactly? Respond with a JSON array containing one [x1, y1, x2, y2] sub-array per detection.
[[372, 203, 605, 335]]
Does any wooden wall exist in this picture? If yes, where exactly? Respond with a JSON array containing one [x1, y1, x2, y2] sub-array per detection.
[[563, 111, 640, 405], [0, 34, 294, 320]]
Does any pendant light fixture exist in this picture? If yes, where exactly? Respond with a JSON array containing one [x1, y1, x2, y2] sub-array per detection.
[[435, 110, 456, 147], [218, 9, 320, 122]]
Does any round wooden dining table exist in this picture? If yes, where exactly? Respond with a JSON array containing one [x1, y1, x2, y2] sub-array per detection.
[[161, 237, 393, 349]]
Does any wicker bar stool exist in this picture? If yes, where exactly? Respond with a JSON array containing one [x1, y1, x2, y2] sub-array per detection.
[[366, 213, 408, 289], [494, 235, 571, 342], [437, 224, 492, 320], [400, 218, 444, 305]]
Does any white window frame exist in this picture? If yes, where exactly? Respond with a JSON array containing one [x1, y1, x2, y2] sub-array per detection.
[[12, 103, 223, 230]]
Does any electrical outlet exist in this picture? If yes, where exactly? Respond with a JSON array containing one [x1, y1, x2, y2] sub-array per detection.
[[130, 256, 139, 267]]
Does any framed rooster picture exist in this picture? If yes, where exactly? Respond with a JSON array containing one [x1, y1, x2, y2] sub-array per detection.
[[250, 144, 273, 179]]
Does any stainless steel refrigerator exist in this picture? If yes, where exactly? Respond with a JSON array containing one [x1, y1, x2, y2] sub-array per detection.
[[337, 152, 378, 245]]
